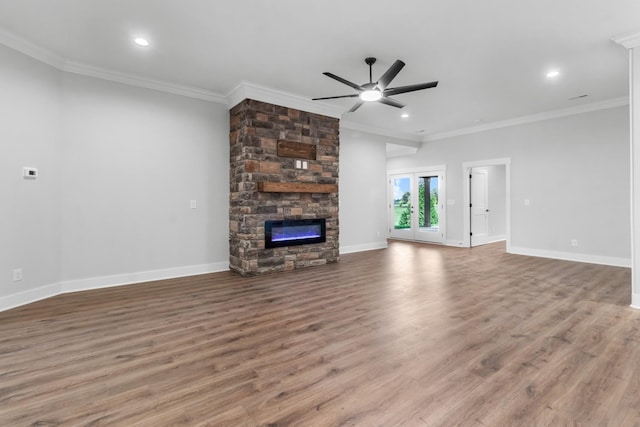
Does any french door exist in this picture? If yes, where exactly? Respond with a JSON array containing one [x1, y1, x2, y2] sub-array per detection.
[[389, 170, 445, 243]]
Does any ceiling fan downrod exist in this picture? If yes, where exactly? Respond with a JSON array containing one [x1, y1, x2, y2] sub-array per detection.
[[365, 57, 376, 84]]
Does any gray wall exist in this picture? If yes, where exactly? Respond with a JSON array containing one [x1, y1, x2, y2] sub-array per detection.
[[60, 73, 230, 282], [631, 46, 640, 306], [1, 44, 231, 309], [1, 45, 63, 301], [388, 106, 631, 265], [339, 128, 391, 253]]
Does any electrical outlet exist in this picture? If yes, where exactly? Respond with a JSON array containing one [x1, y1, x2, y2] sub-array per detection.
[[571, 239, 578, 247], [23, 167, 38, 179], [190, 200, 197, 209], [13, 268, 23, 281]]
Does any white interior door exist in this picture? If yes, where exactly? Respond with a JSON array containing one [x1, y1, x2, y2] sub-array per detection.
[[389, 171, 445, 243], [470, 168, 489, 246]]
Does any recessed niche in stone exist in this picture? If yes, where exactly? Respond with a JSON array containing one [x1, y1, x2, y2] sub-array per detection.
[[277, 139, 317, 160]]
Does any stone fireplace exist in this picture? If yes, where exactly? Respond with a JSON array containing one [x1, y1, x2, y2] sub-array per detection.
[[229, 99, 339, 276]]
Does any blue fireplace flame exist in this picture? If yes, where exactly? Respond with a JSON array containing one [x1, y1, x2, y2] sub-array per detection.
[[265, 219, 326, 248]]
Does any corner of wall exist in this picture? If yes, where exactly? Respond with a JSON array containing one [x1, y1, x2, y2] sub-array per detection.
[[340, 240, 388, 255], [632, 292, 640, 310]]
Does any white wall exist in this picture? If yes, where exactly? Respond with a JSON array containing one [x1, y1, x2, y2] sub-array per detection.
[[60, 73, 230, 286], [339, 128, 390, 253], [387, 106, 631, 266], [0, 45, 63, 304], [631, 47, 640, 307], [0, 45, 231, 310]]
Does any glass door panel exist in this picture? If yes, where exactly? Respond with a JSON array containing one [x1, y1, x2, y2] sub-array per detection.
[[390, 175, 414, 240], [389, 171, 445, 243], [415, 174, 443, 243]]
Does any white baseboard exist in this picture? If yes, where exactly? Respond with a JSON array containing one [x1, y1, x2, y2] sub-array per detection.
[[61, 262, 229, 293], [508, 246, 631, 268], [632, 293, 640, 310], [445, 240, 465, 247], [0, 282, 62, 313], [340, 241, 388, 255], [487, 235, 506, 244], [0, 262, 229, 313]]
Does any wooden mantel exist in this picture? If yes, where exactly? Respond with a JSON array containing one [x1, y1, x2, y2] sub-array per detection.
[[257, 182, 338, 193]]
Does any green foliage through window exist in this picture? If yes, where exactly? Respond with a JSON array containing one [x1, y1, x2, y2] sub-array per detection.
[[394, 180, 438, 230]]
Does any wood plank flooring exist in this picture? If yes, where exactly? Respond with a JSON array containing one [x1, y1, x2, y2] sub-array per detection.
[[0, 241, 638, 426]]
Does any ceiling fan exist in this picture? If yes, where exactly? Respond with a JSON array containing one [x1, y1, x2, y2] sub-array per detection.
[[312, 57, 438, 112]]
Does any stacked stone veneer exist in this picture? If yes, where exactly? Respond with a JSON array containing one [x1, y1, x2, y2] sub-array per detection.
[[229, 99, 339, 276]]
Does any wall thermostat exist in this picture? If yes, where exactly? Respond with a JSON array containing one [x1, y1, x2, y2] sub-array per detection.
[[23, 167, 38, 179]]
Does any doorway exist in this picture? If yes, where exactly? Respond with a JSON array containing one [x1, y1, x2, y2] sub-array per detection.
[[389, 168, 446, 244], [463, 159, 511, 249]]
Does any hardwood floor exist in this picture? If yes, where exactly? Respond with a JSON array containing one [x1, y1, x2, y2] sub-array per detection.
[[0, 241, 638, 426]]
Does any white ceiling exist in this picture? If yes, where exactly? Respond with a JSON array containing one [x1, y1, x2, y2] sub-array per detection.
[[0, 0, 638, 140]]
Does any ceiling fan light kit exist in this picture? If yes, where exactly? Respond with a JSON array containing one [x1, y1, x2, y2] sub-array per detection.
[[359, 89, 382, 102], [313, 57, 438, 112]]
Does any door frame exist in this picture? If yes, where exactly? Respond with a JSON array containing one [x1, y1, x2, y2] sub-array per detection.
[[388, 165, 447, 243], [462, 158, 511, 250]]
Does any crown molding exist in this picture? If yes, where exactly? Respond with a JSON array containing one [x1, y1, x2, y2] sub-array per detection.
[[0, 27, 65, 69], [424, 96, 629, 141], [340, 119, 423, 142], [1, 27, 630, 144], [225, 83, 423, 142], [0, 27, 227, 104], [226, 81, 343, 118], [63, 61, 227, 103], [613, 31, 640, 49]]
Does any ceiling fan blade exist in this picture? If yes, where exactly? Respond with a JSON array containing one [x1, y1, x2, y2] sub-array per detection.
[[323, 72, 364, 91], [312, 94, 359, 100], [379, 97, 405, 109], [384, 81, 439, 96], [376, 60, 405, 91], [348, 99, 365, 112]]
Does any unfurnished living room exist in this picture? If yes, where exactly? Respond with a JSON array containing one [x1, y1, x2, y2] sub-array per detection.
[[2, 1, 640, 426]]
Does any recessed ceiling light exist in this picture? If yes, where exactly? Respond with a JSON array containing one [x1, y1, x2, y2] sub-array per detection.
[[401, 113, 409, 118], [134, 37, 150, 47], [546, 70, 560, 78]]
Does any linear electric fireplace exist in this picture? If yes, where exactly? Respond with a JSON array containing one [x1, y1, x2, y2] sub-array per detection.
[[265, 219, 326, 249]]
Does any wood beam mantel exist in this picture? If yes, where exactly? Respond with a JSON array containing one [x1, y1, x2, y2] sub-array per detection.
[[257, 182, 337, 193]]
